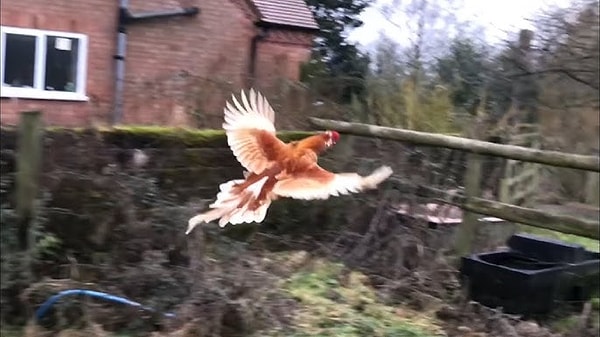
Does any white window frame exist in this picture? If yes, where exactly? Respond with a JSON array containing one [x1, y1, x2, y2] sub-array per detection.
[[0, 26, 88, 101]]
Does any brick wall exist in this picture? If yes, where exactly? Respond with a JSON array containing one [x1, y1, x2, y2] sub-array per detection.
[[0, 0, 116, 127], [254, 29, 314, 90], [121, 0, 257, 126], [0, 0, 316, 128]]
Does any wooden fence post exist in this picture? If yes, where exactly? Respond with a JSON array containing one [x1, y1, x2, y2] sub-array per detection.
[[453, 99, 486, 257], [453, 153, 483, 257], [15, 111, 43, 252], [585, 171, 599, 206]]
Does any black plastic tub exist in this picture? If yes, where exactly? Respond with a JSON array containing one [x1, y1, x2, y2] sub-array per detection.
[[460, 233, 600, 316]]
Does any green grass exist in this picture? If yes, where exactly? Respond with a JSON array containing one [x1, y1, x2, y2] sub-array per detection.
[[0, 327, 23, 337], [518, 225, 599, 252], [257, 259, 443, 337]]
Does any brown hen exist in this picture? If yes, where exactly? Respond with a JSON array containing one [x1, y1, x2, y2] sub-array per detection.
[[185, 89, 392, 234]]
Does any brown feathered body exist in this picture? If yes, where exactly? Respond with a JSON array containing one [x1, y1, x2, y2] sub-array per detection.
[[185, 90, 392, 234]]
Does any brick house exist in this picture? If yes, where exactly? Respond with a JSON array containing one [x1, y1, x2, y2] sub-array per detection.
[[0, 0, 318, 127]]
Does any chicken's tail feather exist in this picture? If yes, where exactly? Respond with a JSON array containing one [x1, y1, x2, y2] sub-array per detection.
[[185, 176, 272, 235], [361, 165, 394, 190]]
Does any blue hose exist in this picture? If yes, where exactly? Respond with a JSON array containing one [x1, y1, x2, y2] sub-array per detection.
[[34, 289, 176, 322]]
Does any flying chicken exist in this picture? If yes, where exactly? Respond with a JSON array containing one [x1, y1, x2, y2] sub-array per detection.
[[185, 89, 393, 234]]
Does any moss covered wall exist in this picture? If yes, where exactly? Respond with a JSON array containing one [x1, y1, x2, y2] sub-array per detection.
[[0, 125, 471, 266], [0, 127, 387, 264], [1, 127, 314, 200]]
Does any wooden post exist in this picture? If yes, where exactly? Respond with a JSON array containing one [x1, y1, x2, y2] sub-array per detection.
[[585, 171, 600, 206], [499, 169, 511, 203], [453, 153, 483, 257], [15, 111, 43, 252], [453, 98, 486, 257]]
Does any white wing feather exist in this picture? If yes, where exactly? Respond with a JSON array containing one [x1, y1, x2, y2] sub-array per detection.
[[223, 89, 275, 133], [223, 89, 280, 174], [273, 166, 393, 200]]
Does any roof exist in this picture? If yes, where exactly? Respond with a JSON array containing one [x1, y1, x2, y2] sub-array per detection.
[[250, 0, 319, 30]]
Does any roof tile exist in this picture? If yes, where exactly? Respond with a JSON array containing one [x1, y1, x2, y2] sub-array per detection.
[[251, 0, 319, 30]]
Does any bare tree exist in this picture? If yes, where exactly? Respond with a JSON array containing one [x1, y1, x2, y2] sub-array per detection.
[[531, 0, 599, 150], [378, 0, 469, 75]]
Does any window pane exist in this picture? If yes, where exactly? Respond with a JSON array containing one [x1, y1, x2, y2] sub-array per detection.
[[3, 33, 36, 88], [44, 36, 79, 92]]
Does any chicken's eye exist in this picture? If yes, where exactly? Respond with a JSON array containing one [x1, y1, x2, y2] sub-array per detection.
[[325, 131, 339, 145], [330, 131, 340, 143]]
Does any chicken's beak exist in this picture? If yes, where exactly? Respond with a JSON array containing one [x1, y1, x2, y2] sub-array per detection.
[[325, 131, 336, 147], [325, 131, 335, 147]]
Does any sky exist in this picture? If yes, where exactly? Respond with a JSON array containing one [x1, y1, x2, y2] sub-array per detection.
[[347, 0, 575, 51]]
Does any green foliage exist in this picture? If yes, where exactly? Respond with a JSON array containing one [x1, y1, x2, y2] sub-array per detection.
[[300, 56, 330, 82], [302, 0, 373, 103], [592, 297, 600, 310], [417, 85, 455, 133], [0, 179, 56, 324], [483, 48, 518, 117], [358, 37, 459, 133], [0, 202, 25, 322], [358, 37, 405, 125], [435, 38, 490, 110], [362, 78, 458, 133], [32, 231, 62, 261]]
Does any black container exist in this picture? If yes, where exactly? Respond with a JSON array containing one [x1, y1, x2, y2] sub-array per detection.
[[460, 233, 600, 316]]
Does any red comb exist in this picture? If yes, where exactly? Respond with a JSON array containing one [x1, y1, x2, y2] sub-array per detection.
[[331, 131, 340, 143]]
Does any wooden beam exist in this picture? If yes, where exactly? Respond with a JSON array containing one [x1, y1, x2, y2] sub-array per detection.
[[454, 197, 599, 240], [309, 118, 600, 172], [439, 193, 599, 240], [388, 179, 599, 240]]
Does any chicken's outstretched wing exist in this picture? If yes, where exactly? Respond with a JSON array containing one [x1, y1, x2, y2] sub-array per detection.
[[223, 89, 287, 174], [272, 165, 393, 200]]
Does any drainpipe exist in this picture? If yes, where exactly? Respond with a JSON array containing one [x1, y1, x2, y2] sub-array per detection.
[[112, 0, 128, 125], [111, 1, 200, 125], [248, 27, 269, 88]]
